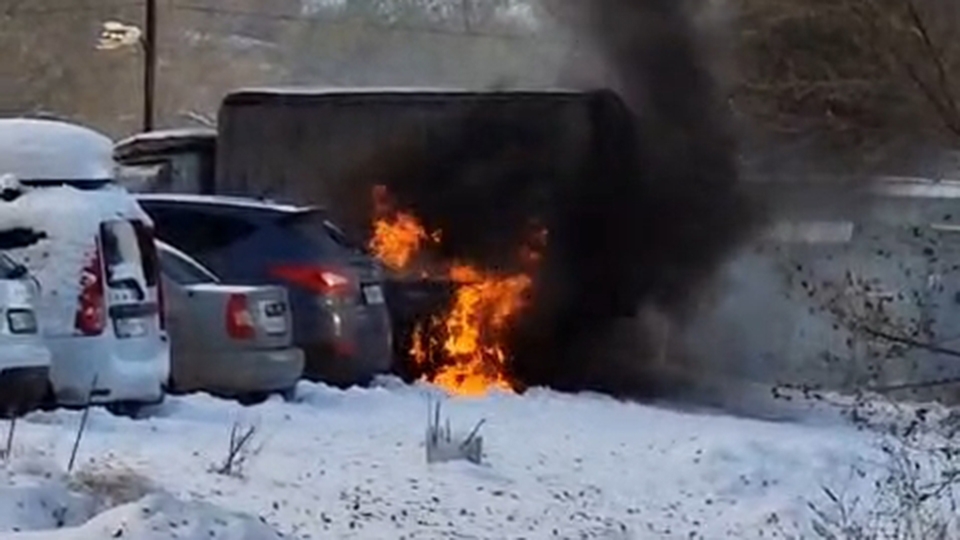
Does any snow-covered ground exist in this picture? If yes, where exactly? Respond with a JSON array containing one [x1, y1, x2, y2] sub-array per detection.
[[0, 379, 948, 539]]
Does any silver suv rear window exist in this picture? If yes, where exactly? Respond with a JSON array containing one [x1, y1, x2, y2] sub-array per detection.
[[158, 246, 218, 285]]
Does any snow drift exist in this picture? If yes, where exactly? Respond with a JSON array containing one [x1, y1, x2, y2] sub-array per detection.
[[0, 459, 281, 540], [0, 380, 943, 538]]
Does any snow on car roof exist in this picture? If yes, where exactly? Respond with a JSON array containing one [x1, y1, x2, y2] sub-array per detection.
[[114, 128, 216, 149], [135, 192, 315, 213], [0, 118, 114, 181], [870, 176, 960, 198]]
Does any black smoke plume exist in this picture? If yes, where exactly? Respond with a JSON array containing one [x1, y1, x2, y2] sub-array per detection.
[[579, 0, 752, 308], [518, 0, 759, 395], [514, 0, 757, 397]]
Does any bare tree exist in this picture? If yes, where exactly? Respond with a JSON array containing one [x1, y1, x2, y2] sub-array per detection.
[[733, 0, 960, 162], [0, 2, 144, 135], [0, 0, 558, 135]]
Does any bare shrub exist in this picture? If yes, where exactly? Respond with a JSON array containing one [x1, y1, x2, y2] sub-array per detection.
[[733, 0, 960, 168], [424, 398, 485, 465], [1, 417, 16, 462], [214, 420, 262, 477], [67, 375, 98, 474], [806, 397, 960, 539]]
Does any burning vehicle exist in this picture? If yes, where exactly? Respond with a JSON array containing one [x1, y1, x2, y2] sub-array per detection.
[[211, 88, 649, 397], [114, 88, 647, 397]]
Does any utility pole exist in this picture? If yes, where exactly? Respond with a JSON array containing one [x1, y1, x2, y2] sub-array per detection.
[[143, 0, 157, 132]]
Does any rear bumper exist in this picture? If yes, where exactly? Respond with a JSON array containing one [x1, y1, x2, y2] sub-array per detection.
[[296, 301, 393, 387], [0, 341, 52, 370], [188, 347, 304, 396], [301, 341, 391, 387], [46, 337, 169, 406]]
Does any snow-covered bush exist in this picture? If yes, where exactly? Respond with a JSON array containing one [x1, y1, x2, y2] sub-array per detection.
[[807, 398, 960, 539], [424, 399, 484, 465]]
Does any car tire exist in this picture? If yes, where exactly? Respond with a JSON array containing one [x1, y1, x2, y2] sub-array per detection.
[[0, 369, 53, 417], [38, 383, 58, 412], [106, 401, 140, 418], [105, 399, 161, 419], [237, 392, 269, 407], [280, 387, 298, 403], [165, 376, 184, 396]]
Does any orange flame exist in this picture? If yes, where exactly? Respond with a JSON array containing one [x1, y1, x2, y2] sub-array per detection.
[[414, 265, 532, 396], [369, 186, 432, 270], [370, 212, 428, 270], [368, 185, 543, 397]]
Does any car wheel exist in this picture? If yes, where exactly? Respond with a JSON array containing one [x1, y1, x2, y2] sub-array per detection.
[[280, 387, 298, 403], [165, 376, 184, 396], [105, 401, 145, 419], [38, 383, 58, 412], [237, 392, 269, 407]]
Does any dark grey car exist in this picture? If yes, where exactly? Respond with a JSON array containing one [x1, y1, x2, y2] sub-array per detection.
[[136, 194, 392, 387]]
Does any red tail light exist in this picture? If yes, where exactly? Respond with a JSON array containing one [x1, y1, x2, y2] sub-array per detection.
[[225, 293, 255, 340], [74, 247, 105, 336], [270, 264, 353, 296]]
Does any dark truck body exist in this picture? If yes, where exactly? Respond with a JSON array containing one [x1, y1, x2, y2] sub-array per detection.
[[213, 88, 643, 381], [214, 88, 619, 237], [118, 88, 644, 386]]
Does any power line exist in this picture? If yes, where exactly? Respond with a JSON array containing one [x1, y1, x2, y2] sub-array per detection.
[[171, 4, 301, 22], [4, 2, 143, 17], [170, 3, 554, 44]]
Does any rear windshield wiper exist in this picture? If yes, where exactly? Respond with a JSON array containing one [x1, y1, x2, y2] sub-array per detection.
[[279, 210, 370, 254], [0, 228, 48, 250]]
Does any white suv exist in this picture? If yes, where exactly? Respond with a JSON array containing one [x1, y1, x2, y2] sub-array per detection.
[[0, 119, 170, 415]]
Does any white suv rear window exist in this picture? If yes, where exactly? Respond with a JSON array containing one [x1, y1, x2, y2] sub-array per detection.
[[100, 220, 158, 300]]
